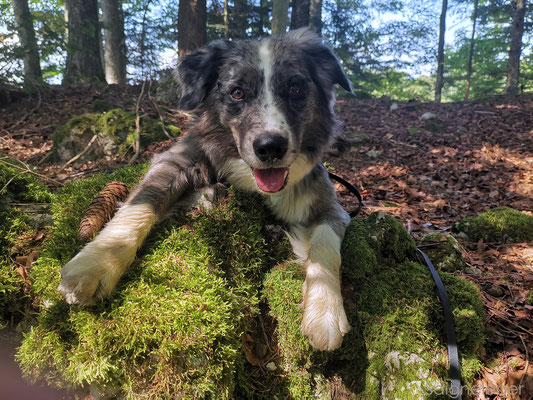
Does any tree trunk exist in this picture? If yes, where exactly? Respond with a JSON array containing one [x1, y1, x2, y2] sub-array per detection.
[[434, 0, 448, 103], [464, 0, 479, 101], [223, 0, 229, 37], [231, 0, 248, 39], [10, 0, 41, 82], [178, 0, 207, 56], [505, 0, 526, 95], [271, 0, 289, 35], [309, 0, 322, 35], [290, 0, 310, 30], [101, 0, 127, 85], [63, 0, 105, 85]]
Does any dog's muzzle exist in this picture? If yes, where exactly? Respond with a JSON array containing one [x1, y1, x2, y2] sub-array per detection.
[[252, 134, 289, 192]]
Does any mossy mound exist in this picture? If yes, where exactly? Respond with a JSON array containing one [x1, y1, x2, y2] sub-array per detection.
[[419, 233, 466, 272], [453, 207, 533, 243], [17, 168, 485, 399], [265, 212, 485, 399], [0, 159, 53, 328], [51, 109, 180, 163], [17, 165, 291, 398]]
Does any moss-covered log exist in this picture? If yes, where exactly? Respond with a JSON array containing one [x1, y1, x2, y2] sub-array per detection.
[[15, 166, 485, 399]]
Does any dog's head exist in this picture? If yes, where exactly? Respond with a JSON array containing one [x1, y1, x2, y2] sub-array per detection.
[[176, 29, 351, 194]]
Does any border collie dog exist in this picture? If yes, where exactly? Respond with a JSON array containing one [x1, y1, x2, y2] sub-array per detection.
[[59, 28, 353, 351]]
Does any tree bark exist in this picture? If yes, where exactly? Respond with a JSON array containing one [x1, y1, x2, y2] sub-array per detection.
[[290, 0, 310, 30], [505, 0, 526, 95], [63, 0, 105, 85], [101, 0, 127, 85], [464, 0, 479, 101], [230, 0, 248, 39], [434, 0, 448, 103], [272, 0, 290, 35], [309, 0, 322, 35], [10, 0, 42, 82], [178, 0, 207, 56]]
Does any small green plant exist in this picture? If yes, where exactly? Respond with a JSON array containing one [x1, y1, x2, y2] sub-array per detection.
[[408, 126, 421, 135]]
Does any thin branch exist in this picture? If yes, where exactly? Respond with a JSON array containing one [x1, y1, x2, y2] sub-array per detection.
[[0, 157, 63, 187], [147, 79, 173, 139], [0, 171, 28, 194], [57, 134, 98, 173], [129, 80, 147, 165]]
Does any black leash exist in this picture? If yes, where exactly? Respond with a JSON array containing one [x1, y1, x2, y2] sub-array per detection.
[[416, 248, 462, 399], [329, 171, 462, 399], [328, 172, 363, 217]]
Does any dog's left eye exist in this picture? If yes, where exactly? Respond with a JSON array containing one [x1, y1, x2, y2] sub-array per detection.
[[288, 84, 301, 97], [231, 87, 245, 100]]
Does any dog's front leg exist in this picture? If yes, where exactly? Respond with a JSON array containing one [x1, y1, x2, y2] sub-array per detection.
[[294, 220, 351, 351], [58, 136, 212, 305]]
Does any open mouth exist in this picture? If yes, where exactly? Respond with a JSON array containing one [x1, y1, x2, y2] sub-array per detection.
[[252, 167, 289, 193]]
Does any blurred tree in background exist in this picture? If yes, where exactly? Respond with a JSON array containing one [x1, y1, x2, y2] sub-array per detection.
[[0, 0, 531, 101]]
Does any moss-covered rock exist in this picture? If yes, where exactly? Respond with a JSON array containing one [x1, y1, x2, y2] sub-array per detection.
[[16, 170, 485, 399], [419, 233, 466, 272], [266, 212, 485, 399], [51, 109, 180, 163], [0, 159, 53, 328], [453, 207, 533, 243]]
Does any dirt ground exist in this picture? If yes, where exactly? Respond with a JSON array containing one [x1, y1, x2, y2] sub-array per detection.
[[1, 84, 532, 399]]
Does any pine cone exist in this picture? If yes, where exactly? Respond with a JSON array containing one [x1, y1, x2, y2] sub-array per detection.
[[79, 181, 129, 242]]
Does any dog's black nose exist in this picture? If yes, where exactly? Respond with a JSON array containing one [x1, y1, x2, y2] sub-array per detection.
[[253, 135, 288, 162]]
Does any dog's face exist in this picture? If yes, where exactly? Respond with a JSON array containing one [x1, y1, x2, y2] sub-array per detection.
[[176, 29, 351, 194]]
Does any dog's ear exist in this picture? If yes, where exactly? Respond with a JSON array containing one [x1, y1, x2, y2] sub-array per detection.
[[289, 28, 352, 93], [176, 40, 231, 110]]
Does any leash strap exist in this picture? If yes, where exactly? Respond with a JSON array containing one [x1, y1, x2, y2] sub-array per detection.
[[417, 248, 462, 399], [329, 172, 462, 397], [328, 172, 363, 217]]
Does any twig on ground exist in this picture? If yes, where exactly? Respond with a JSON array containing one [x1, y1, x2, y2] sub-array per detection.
[[57, 134, 98, 173], [0, 157, 63, 186], [0, 170, 28, 193], [519, 334, 529, 389], [147, 79, 173, 139], [129, 80, 147, 165], [58, 168, 102, 182]]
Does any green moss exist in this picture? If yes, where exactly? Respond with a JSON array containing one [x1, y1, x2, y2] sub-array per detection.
[[51, 109, 180, 162], [51, 113, 99, 145], [17, 166, 289, 398], [16, 170, 485, 399], [419, 233, 466, 272], [266, 213, 485, 399], [0, 160, 52, 327], [453, 207, 533, 243], [94, 108, 136, 138], [30, 163, 149, 301], [526, 290, 533, 306]]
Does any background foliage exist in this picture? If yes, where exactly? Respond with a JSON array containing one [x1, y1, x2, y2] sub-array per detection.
[[0, 0, 532, 100]]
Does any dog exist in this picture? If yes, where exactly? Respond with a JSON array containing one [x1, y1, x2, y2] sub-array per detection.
[[58, 28, 353, 351]]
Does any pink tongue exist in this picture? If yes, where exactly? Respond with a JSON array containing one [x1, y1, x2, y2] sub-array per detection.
[[253, 168, 287, 192]]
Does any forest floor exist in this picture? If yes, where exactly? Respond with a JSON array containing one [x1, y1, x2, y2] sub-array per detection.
[[0, 84, 532, 399]]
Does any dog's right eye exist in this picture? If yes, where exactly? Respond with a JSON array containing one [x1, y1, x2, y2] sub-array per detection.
[[230, 87, 245, 100]]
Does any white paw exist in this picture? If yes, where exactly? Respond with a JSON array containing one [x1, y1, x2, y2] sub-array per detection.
[[300, 284, 351, 351], [58, 245, 129, 305]]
